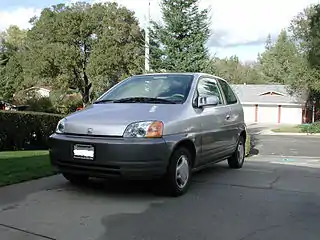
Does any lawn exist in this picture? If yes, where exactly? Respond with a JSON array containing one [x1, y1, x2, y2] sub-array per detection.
[[272, 123, 320, 134], [0, 150, 56, 187], [272, 125, 302, 133]]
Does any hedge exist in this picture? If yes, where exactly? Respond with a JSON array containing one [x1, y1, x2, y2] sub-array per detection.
[[0, 110, 64, 151]]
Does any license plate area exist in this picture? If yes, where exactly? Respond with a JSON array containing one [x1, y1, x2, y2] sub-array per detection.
[[73, 144, 95, 160]]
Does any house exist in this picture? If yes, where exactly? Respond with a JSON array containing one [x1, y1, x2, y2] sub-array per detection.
[[23, 86, 52, 98], [231, 84, 309, 124]]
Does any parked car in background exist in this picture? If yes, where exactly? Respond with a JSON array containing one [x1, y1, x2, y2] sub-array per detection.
[[0, 101, 29, 111], [0, 101, 13, 110], [49, 73, 246, 196]]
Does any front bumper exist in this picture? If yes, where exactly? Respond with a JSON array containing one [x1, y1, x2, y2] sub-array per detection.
[[49, 133, 172, 180]]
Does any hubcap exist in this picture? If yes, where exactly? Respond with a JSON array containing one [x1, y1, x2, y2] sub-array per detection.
[[176, 155, 189, 189], [237, 141, 244, 164]]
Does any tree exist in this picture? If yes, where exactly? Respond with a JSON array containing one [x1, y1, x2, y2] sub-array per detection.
[[308, 4, 320, 69], [306, 4, 320, 95], [258, 29, 299, 84], [150, 0, 211, 72], [0, 25, 27, 100], [205, 55, 267, 84], [288, 4, 320, 96], [26, 2, 143, 106], [265, 34, 272, 50], [289, 5, 316, 53]]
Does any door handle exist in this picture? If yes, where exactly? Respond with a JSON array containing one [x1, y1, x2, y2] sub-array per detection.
[[226, 114, 230, 120]]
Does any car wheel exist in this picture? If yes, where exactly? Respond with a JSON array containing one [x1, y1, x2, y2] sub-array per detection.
[[62, 173, 89, 185], [228, 135, 245, 169], [162, 147, 192, 197]]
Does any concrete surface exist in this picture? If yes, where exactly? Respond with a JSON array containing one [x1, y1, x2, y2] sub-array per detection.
[[1, 132, 320, 240]]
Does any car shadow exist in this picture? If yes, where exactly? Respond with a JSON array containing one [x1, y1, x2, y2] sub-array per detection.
[[60, 162, 234, 198], [249, 134, 260, 156]]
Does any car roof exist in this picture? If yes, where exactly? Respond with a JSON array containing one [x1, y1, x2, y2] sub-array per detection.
[[132, 72, 226, 81]]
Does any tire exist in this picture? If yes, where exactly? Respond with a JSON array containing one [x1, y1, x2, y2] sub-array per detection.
[[62, 173, 89, 185], [162, 147, 192, 197], [228, 135, 245, 169]]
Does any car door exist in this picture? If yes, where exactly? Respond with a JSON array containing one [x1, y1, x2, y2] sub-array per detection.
[[217, 78, 243, 153], [195, 77, 231, 164]]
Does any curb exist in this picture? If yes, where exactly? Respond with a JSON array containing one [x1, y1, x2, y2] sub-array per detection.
[[256, 130, 320, 136]]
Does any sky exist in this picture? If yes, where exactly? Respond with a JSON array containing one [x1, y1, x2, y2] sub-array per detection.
[[0, 0, 318, 62]]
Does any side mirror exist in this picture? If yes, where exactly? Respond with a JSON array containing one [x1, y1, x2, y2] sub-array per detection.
[[198, 95, 219, 107]]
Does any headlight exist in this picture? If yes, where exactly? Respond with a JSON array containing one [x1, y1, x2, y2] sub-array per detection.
[[56, 118, 66, 134], [123, 121, 164, 138]]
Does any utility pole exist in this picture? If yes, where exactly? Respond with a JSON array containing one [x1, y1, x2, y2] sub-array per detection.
[[145, 0, 151, 73]]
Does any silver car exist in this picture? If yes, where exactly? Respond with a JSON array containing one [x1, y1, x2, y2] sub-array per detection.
[[49, 73, 247, 196]]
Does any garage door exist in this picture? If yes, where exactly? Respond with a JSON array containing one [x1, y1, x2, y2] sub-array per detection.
[[280, 106, 302, 124], [242, 105, 256, 123], [258, 105, 278, 123]]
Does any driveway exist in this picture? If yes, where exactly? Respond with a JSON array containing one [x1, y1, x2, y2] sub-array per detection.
[[1, 129, 320, 240], [247, 123, 320, 157]]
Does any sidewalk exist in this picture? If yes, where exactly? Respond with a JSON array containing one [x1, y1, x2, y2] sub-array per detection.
[[258, 129, 320, 136]]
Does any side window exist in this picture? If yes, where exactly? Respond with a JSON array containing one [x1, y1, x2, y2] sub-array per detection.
[[197, 78, 223, 104], [218, 79, 238, 105]]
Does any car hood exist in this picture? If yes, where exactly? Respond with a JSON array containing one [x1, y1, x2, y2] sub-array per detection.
[[64, 103, 184, 136]]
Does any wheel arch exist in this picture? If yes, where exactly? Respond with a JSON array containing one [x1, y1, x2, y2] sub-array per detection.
[[170, 139, 197, 168]]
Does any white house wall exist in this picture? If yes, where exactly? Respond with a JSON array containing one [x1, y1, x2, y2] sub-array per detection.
[[38, 89, 50, 98], [280, 106, 302, 124]]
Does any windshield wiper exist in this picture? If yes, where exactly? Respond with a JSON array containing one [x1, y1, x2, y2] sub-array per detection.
[[113, 97, 177, 104], [93, 99, 114, 104]]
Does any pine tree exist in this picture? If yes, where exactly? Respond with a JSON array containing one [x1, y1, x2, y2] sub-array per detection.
[[150, 0, 211, 72], [265, 34, 273, 50], [259, 29, 300, 84]]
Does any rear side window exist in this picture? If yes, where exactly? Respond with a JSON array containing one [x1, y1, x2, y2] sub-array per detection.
[[218, 79, 238, 105]]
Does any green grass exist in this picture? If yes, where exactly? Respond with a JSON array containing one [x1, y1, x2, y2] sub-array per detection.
[[0, 150, 56, 187], [272, 125, 302, 133]]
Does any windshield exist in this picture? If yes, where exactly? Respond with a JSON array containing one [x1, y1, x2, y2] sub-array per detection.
[[95, 74, 194, 104]]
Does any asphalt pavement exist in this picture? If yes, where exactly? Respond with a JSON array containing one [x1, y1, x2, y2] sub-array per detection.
[[1, 129, 320, 240], [251, 134, 320, 157]]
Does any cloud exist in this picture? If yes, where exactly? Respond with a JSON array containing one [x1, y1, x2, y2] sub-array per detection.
[[205, 0, 318, 47], [0, 7, 41, 31], [0, 0, 318, 60], [93, 0, 317, 50]]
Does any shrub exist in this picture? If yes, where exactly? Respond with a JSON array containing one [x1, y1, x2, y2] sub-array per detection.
[[13, 89, 57, 113], [0, 110, 64, 151], [25, 97, 57, 113], [300, 122, 320, 134], [50, 91, 83, 115]]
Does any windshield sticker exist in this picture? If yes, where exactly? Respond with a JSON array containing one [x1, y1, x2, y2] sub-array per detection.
[[149, 106, 158, 112]]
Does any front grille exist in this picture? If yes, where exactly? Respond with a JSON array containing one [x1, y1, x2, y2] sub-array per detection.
[[56, 160, 121, 176]]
